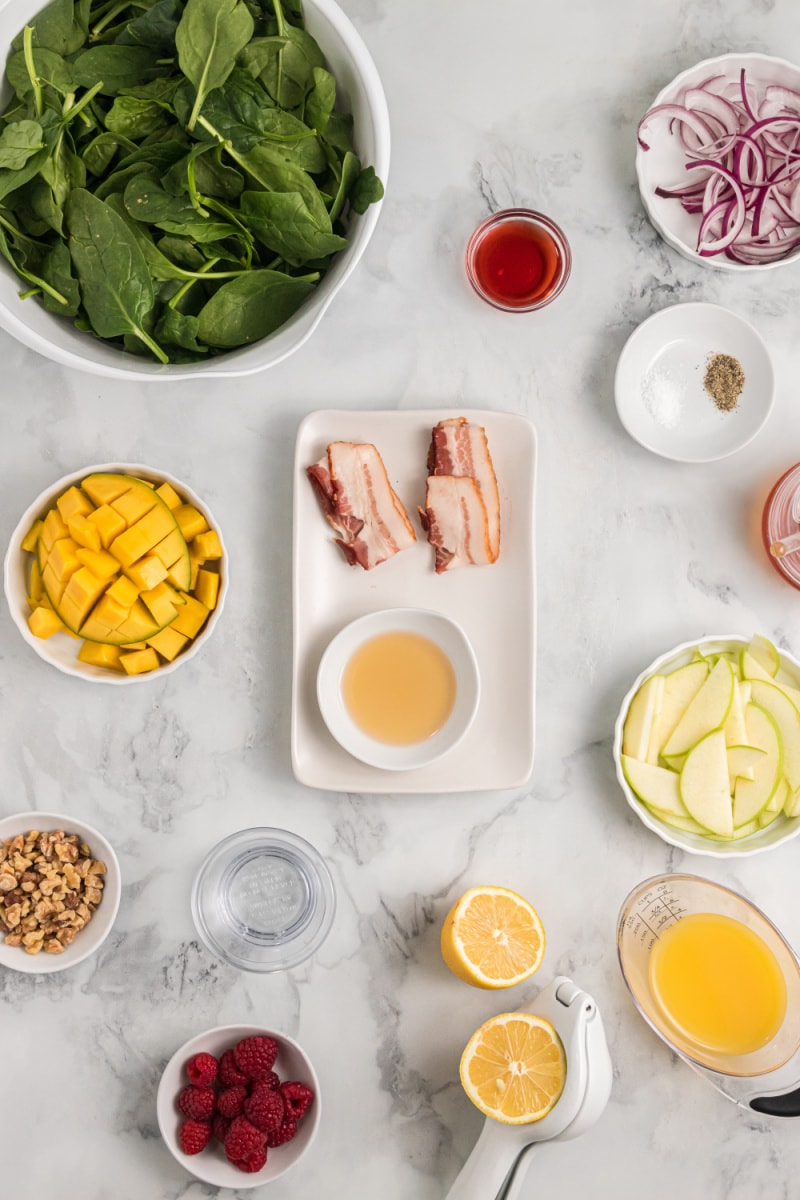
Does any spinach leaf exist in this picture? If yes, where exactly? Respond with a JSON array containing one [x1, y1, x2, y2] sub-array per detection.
[[119, 76, 182, 104], [230, 141, 329, 225], [6, 48, 74, 99], [0, 121, 45, 171], [114, 0, 180, 52], [155, 306, 207, 352], [72, 45, 169, 95], [13, 0, 90, 56], [305, 66, 335, 133], [350, 165, 384, 214], [175, 0, 255, 130], [40, 240, 80, 314], [105, 96, 170, 139], [196, 267, 317, 346], [328, 149, 360, 223], [65, 188, 167, 361], [193, 149, 244, 200], [239, 189, 346, 265], [124, 174, 198, 223], [240, 30, 320, 110]]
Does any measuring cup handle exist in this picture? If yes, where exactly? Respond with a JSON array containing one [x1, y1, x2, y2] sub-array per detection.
[[750, 1089, 800, 1117]]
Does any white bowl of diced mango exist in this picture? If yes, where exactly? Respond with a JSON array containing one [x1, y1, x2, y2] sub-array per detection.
[[3, 463, 226, 683]]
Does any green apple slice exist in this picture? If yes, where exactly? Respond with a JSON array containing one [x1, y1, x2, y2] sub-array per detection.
[[723, 679, 748, 747], [621, 756, 686, 816], [646, 661, 708, 764], [747, 680, 800, 790], [740, 649, 774, 684], [759, 778, 788, 827], [740, 681, 752, 706], [622, 674, 664, 761], [749, 634, 780, 677], [679, 729, 733, 837], [726, 744, 765, 782], [759, 808, 781, 829], [784, 785, 800, 819], [662, 657, 734, 761], [732, 704, 782, 827], [647, 809, 708, 835]]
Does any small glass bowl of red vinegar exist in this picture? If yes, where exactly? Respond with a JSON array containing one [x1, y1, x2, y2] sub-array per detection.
[[465, 209, 571, 312]]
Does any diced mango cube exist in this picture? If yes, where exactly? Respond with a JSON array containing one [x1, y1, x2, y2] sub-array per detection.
[[80, 613, 116, 641], [188, 553, 202, 590], [194, 568, 220, 611], [28, 559, 43, 605], [147, 626, 189, 662], [106, 575, 140, 607], [140, 582, 178, 627], [123, 641, 149, 650], [87, 504, 127, 549], [115, 600, 163, 643], [56, 486, 94, 522], [82, 474, 131, 506], [41, 563, 66, 605], [60, 567, 107, 630], [75, 548, 120, 581], [192, 530, 223, 561], [174, 503, 208, 542], [28, 605, 64, 639], [152, 528, 187, 569], [78, 641, 123, 670], [170, 594, 209, 639], [47, 537, 80, 582], [111, 507, 174, 567], [90, 593, 131, 630], [67, 514, 102, 553], [120, 647, 160, 675], [21, 518, 43, 553], [111, 487, 157, 526], [41, 507, 69, 552], [155, 482, 182, 510], [124, 554, 168, 591]]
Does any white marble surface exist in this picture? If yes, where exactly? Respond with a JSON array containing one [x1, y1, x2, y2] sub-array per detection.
[[4, 0, 800, 1196]]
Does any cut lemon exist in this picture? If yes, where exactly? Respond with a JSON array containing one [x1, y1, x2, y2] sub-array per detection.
[[440, 885, 545, 988], [459, 1012, 566, 1124]]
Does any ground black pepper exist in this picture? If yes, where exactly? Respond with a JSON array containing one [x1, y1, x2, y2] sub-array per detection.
[[704, 353, 745, 412]]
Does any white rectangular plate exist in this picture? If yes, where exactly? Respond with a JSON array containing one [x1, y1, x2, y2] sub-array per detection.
[[291, 408, 536, 793]]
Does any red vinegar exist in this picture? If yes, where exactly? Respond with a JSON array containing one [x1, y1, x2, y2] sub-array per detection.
[[466, 211, 570, 311]]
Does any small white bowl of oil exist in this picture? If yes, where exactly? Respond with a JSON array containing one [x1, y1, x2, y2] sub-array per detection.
[[316, 608, 481, 770]]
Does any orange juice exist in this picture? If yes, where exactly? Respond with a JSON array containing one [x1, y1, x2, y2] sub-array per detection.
[[343, 631, 456, 745], [649, 912, 787, 1057]]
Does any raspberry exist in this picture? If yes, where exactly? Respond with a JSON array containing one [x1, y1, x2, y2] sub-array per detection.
[[262, 1070, 280, 1091], [185, 1052, 218, 1087], [179, 1119, 212, 1155], [280, 1081, 315, 1120], [234, 1144, 268, 1173], [212, 1114, 232, 1143], [177, 1085, 216, 1122], [217, 1085, 248, 1118], [244, 1085, 284, 1133], [219, 1048, 249, 1088], [224, 1116, 265, 1165], [266, 1117, 297, 1148], [233, 1035, 278, 1080]]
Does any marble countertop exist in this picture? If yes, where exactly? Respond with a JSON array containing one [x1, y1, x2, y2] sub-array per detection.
[[4, 0, 800, 1196]]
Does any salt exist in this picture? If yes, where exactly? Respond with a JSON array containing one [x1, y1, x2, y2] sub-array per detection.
[[641, 362, 683, 429]]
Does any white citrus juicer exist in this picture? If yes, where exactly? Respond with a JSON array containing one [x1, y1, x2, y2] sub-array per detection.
[[618, 874, 800, 1115], [444, 976, 613, 1200]]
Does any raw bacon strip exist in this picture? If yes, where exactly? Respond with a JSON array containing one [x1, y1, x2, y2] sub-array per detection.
[[307, 441, 416, 570], [420, 475, 493, 573], [428, 417, 500, 562]]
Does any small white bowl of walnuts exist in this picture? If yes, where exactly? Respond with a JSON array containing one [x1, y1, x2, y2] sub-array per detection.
[[0, 811, 121, 973]]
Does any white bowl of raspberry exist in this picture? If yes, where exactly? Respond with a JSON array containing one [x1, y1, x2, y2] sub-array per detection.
[[156, 1024, 320, 1187]]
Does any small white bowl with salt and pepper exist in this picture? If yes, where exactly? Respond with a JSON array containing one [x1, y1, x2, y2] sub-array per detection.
[[614, 302, 775, 462]]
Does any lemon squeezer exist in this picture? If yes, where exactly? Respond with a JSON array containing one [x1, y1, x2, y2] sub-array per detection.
[[444, 976, 612, 1200]]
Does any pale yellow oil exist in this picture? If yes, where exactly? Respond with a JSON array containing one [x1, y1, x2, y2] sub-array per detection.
[[343, 631, 457, 745]]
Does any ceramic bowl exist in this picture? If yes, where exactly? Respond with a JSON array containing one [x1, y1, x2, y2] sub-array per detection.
[[614, 635, 800, 858], [4, 462, 227, 684], [0, 0, 389, 380], [157, 1024, 320, 1188], [614, 302, 774, 462], [316, 607, 481, 770], [636, 52, 800, 271], [0, 810, 121, 973]]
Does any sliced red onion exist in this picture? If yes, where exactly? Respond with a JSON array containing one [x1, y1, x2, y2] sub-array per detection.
[[640, 68, 800, 263]]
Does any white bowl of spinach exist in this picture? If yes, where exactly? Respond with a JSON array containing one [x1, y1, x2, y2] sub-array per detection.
[[0, 0, 389, 376]]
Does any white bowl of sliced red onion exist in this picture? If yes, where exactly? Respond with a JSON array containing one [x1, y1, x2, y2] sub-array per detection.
[[636, 52, 800, 269]]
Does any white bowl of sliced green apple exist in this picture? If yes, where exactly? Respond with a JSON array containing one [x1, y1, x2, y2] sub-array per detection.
[[614, 634, 800, 856]]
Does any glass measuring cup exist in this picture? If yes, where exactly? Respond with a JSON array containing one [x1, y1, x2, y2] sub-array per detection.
[[617, 874, 800, 1114]]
